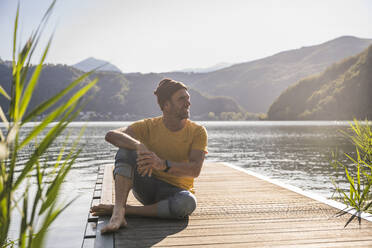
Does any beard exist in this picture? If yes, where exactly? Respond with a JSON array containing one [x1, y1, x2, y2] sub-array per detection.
[[175, 107, 189, 120]]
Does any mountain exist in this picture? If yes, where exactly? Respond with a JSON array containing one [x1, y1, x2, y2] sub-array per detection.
[[177, 36, 372, 113], [267, 44, 372, 120], [72, 57, 122, 72], [175, 62, 233, 73], [0, 64, 242, 121], [121, 72, 242, 118]]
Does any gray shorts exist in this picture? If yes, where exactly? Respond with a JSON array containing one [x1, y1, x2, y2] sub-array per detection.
[[113, 148, 197, 219]]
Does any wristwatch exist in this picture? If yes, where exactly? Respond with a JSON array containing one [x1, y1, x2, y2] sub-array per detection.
[[163, 160, 171, 172]]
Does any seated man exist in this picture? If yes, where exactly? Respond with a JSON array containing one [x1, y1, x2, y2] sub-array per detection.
[[90, 78, 208, 233]]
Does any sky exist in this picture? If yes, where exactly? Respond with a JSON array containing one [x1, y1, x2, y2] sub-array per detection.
[[0, 0, 372, 73]]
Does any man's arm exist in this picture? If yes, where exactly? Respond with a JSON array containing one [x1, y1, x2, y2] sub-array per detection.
[[105, 126, 142, 150], [164, 149, 205, 178], [136, 149, 205, 178]]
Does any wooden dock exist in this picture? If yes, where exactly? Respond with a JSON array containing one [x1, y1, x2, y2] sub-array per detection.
[[82, 162, 372, 247]]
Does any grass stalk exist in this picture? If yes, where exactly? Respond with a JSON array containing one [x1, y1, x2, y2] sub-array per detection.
[[332, 119, 372, 227], [0, 1, 98, 247]]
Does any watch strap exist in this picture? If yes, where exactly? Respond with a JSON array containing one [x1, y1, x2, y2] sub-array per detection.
[[163, 160, 171, 172]]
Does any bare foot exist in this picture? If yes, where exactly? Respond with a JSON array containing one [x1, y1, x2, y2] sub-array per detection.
[[90, 204, 114, 216], [101, 206, 127, 234]]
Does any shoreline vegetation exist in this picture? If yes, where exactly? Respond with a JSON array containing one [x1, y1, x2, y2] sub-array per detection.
[[0, 2, 97, 247], [331, 119, 372, 227]]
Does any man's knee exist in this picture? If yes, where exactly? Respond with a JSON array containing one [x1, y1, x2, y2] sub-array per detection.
[[169, 191, 197, 219], [113, 148, 137, 179], [115, 148, 136, 163]]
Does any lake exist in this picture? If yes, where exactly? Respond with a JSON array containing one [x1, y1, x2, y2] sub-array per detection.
[[7, 121, 358, 247]]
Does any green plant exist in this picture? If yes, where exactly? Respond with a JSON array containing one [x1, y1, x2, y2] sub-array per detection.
[[331, 119, 372, 227], [0, 2, 98, 247]]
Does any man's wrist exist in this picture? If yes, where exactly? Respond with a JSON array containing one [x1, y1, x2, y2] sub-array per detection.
[[135, 142, 142, 150]]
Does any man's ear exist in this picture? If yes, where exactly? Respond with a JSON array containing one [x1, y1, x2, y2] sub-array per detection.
[[163, 100, 170, 112]]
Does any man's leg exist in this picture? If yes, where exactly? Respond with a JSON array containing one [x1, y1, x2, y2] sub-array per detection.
[[91, 148, 138, 233], [90, 148, 196, 221], [91, 184, 197, 219], [125, 184, 197, 219], [100, 174, 131, 233]]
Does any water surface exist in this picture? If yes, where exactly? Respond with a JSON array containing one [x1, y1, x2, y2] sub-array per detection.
[[5, 121, 358, 247]]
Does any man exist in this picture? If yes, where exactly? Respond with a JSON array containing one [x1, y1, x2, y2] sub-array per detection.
[[90, 78, 208, 233]]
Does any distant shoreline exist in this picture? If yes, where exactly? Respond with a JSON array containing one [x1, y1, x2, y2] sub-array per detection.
[[1, 120, 365, 129]]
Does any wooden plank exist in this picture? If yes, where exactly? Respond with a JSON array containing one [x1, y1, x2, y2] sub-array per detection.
[[93, 190, 101, 199], [100, 164, 114, 205], [94, 164, 115, 248], [82, 164, 104, 248], [126, 162, 372, 247], [94, 216, 114, 248], [81, 238, 95, 248], [90, 162, 372, 247], [84, 222, 97, 238]]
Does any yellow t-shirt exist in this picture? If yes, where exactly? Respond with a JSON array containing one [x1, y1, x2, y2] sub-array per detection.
[[130, 116, 208, 193]]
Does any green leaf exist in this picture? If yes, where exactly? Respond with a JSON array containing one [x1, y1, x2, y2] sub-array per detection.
[[19, 37, 52, 120], [19, 185, 28, 248], [344, 213, 358, 228], [32, 197, 76, 248], [0, 86, 10, 100], [40, 149, 80, 215], [12, 3, 19, 69], [19, 78, 97, 149], [12, 119, 69, 191], [22, 73, 96, 124], [344, 167, 356, 195]]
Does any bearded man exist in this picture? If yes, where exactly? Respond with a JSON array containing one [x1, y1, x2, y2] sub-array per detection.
[[90, 78, 208, 233]]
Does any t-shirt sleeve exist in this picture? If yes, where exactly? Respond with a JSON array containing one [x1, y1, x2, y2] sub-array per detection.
[[191, 126, 208, 153], [128, 119, 149, 144]]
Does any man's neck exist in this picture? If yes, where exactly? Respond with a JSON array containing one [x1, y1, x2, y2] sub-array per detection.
[[162, 115, 187, 132]]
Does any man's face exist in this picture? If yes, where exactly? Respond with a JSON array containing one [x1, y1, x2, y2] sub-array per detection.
[[167, 89, 191, 120]]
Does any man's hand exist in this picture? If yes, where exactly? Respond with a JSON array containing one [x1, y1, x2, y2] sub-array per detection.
[[136, 143, 165, 177]]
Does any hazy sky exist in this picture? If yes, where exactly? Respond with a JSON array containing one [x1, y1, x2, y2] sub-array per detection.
[[1, 0, 372, 73]]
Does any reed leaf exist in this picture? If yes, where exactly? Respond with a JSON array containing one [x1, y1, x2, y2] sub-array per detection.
[[31, 198, 75, 248], [19, 185, 28, 248], [19, 37, 52, 120], [0, 86, 10, 100], [331, 119, 372, 227], [19, 78, 96, 149], [12, 4, 19, 70], [1, 1, 98, 246], [22, 70, 96, 124]]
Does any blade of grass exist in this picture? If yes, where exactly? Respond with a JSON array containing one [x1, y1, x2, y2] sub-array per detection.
[[344, 213, 358, 228], [22, 73, 97, 124], [12, 3, 19, 71], [31, 197, 76, 248], [0, 86, 10, 100], [19, 184, 28, 248], [19, 37, 52, 120], [19, 78, 97, 149]]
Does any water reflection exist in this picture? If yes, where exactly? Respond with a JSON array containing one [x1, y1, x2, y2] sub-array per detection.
[[206, 123, 354, 196]]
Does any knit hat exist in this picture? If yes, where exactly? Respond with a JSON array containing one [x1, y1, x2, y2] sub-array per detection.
[[154, 78, 187, 110]]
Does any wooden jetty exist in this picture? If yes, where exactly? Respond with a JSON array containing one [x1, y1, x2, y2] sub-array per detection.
[[82, 162, 372, 247]]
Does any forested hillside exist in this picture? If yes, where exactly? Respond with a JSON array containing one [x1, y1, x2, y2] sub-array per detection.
[[0, 63, 242, 121], [1, 36, 371, 121], [169, 36, 372, 113], [267, 45, 372, 120]]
